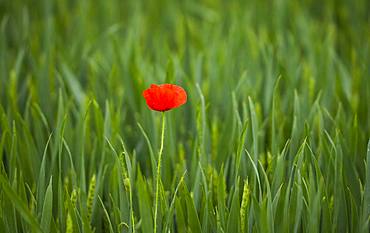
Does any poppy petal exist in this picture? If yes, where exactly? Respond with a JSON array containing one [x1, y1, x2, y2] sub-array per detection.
[[142, 84, 187, 111]]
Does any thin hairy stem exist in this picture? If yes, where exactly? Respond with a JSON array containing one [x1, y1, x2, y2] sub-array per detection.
[[154, 112, 165, 233]]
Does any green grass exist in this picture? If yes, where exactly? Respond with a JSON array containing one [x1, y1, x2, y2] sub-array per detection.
[[0, 0, 370, 232]]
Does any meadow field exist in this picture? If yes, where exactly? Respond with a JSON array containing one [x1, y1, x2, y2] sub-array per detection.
[[0, 0, 370, 232]]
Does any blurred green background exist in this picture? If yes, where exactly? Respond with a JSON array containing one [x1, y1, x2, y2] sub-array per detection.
[[0, 0, 369, 232]]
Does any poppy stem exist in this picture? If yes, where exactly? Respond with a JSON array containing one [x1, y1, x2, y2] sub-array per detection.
[[154, 112, 165, 233]]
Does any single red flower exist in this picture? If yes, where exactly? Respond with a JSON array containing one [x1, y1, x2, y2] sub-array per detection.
[[142, 84, 187, 112]]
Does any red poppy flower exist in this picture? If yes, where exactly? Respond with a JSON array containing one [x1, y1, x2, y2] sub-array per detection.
[[142, 84, 187, 112]]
